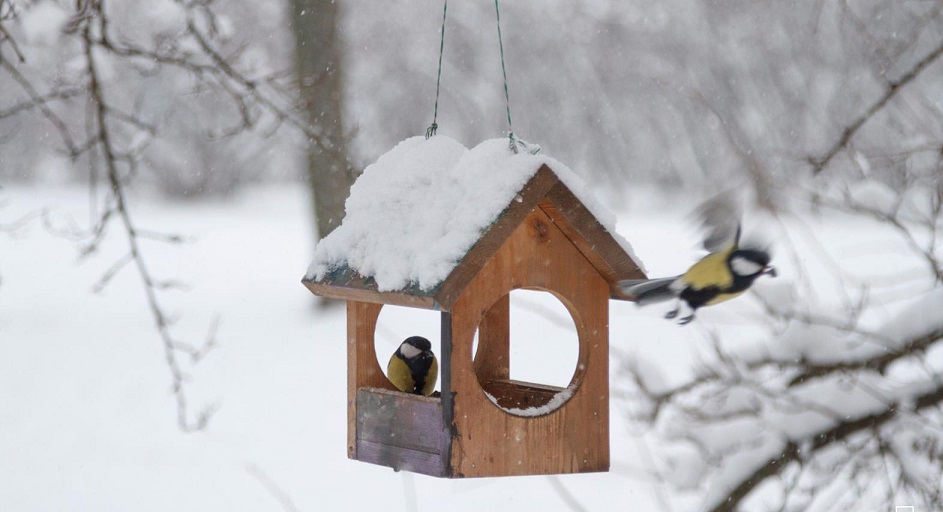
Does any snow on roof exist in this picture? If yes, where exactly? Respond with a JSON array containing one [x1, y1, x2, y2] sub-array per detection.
[[306, 135, 638, 292]]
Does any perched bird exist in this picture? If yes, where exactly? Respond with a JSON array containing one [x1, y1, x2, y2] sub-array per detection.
[[387, 336, 438, 396], [618, 193, 776, 325]]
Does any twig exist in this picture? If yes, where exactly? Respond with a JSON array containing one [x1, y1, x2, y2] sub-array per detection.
[[133, 229, 190, 243], [547, 475, 591, 512], [246, 464, 302, 512], [92, 252, 133, 293], [0, 58, 79, 155], [173, 315, 219, 364], [823, 195, 943, 283], [0, 18, 25, 63], [0, 88, 86, 119], [0, 209, 47, 233]]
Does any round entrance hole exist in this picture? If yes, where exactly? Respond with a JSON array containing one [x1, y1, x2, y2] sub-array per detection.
[[473, 289, 581, 416], [374, 305, 441, 394]]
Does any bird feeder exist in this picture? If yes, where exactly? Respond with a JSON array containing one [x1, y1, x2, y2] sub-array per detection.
[[302, 137, 645, 478]]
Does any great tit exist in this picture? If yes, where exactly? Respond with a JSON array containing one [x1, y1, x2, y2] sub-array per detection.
[[387, 336, 438, 396], [618, 194, 776, 325]]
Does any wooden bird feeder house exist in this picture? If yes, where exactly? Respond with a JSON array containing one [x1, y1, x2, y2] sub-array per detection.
[[302, 138, 645, 478]]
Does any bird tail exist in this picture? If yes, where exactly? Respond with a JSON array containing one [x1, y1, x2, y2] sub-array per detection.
[[618, 277, 679, 306]]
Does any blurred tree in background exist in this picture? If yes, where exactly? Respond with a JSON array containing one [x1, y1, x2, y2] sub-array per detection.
[[0, 0, 355, 430], [289, 0, 355, 240], [620, 175, 943, 511], [345, 1, 943, 201], [4, 1, 943, 203]]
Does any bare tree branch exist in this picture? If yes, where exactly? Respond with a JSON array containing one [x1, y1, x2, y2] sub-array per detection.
[[787, 326, 943, 387], [708, 381, 943, 512], [2, 0, 319, 432], [88, 12, 355, 173], [80, 4, 214, 432], [811, 39, 943, 175]]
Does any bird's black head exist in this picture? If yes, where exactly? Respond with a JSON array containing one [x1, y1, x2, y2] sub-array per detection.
[[404, 336, 431, 351], [730, 248, 776, 278], [399, 336, 432, 360]]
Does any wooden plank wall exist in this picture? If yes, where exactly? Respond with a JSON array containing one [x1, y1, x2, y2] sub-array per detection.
[[347, 301, 394, 459], [356, 388, 450, 477], [448, 206, 610, 477]]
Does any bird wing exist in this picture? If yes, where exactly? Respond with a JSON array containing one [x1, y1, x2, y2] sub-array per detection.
[[694, 190, 743, 253], [681, 245, 736, 290], [422, 356, 439, 396]]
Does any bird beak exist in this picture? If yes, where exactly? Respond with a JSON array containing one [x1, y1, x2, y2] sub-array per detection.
[[764, 266, 777, 277]]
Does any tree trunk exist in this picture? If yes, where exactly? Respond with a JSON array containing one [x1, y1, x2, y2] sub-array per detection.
[[288, 0, 356, 241]]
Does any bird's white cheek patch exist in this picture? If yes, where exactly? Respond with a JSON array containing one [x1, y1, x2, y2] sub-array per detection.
[[731, 256, 763, 275], [400, 344, 421, 359]]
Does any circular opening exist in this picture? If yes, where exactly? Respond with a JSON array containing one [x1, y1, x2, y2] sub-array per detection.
[[473, 288, 581, 416], [375, 305, 441, 394]]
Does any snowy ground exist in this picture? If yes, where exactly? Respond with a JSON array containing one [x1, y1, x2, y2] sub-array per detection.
[[0, 183, 906, 511]]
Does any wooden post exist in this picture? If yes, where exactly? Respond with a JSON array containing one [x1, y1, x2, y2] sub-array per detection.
[[346, 301, 387, 459], [474, 293, 510, 383], [440, 311, 455, 442]]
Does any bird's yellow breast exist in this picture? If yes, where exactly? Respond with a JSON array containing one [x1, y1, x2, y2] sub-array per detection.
[[681, 246, 736, 290], [386, 353, 438, 396], [387, 355, 416, 394]]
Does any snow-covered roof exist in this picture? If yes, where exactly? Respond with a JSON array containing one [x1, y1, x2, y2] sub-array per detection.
[[304, 136, 643, 307]]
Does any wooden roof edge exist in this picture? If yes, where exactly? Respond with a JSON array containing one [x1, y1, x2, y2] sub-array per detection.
[[301, 276, 440, 310], [300, 162, 647, 307], [539, 181, 647, 301], [432, 165, 562, 310]]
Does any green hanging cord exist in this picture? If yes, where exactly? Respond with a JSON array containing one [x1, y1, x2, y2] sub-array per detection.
[[426, 0, 448, 139], [493, 0, 539, 155], [493, 0, 514, 150]]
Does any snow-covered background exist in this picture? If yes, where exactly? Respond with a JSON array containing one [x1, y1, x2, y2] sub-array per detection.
[[0, 184, 688, 512], [4, 0, 943, 511], [5, 178, 939, 511]]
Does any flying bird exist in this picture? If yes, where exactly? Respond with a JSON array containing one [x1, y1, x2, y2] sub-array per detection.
[[387, 336, 439, 396], [618, 192, 776, 325]]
